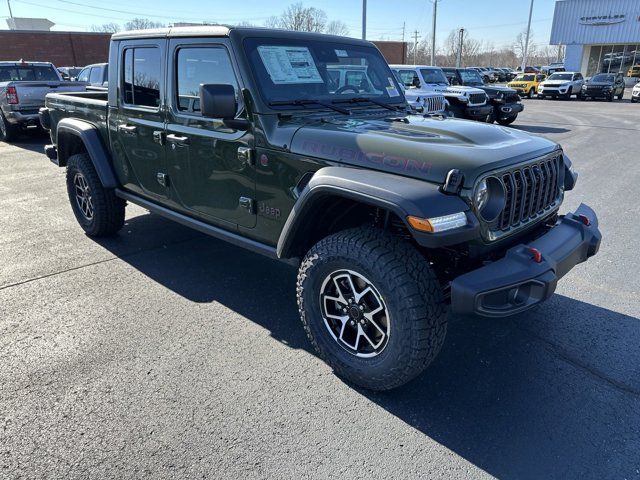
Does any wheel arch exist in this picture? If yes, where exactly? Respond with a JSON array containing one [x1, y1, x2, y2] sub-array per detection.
[[277, 167, 479, 259], [56, 118, 118, 189]]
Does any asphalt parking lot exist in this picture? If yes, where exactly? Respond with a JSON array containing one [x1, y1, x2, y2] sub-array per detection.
[[1, 95, 639, 480]]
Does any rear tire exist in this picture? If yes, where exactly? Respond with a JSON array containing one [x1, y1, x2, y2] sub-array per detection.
[[0, 112, 19, 143], [66, 153, 125, 237], [297, 227, 447, 391]]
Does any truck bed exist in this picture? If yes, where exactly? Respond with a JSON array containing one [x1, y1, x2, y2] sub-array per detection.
[[45, 91, 109, 146]]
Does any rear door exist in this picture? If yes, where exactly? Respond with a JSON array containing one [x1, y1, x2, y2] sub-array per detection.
[[108, 39, 168, 200], [164, 37, 256, 228]]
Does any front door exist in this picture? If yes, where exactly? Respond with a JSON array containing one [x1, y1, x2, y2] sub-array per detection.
[[165, 38, 256, 229], [109, 39, 168, 201]]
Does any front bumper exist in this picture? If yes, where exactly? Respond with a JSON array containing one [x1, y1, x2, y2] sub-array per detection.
[[494, 102, 523, 118], [538, 87, 569, 96], [451, 203, 601, 317], [464, 104, 493, 120]]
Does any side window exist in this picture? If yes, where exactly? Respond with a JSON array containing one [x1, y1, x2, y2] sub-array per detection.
[[89, 67, 102, 84], [122, 47, 161, 108], [398, 69, 418, 87], [176, 46, 238, 115], [77, 67, 90, 83]]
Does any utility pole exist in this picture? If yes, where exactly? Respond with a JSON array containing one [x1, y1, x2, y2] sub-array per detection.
[[401, 21, 405, 43], [521, 0, 534, 71], [361, 0, 367, 40], [413, 30, 420, 65], [7, 0, 14, 18], [456, 28, 464, 68], [430, 0, 438, 66]]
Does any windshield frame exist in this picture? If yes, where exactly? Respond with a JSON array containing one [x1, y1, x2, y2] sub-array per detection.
[[590, 74, 615, 83], [459, 69, 484, 85], [242, 36, 406, 112]]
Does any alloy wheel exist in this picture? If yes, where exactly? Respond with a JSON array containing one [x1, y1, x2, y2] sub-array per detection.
[[73, 172, 94, 220], [319, 269, 390, 358]]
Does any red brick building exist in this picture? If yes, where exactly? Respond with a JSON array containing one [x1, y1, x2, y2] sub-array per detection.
[[0, 31, 111, 67], [0, 30, 406, 67]]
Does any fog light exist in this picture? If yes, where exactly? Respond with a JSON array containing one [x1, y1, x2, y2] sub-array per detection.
[[407, 212, 468, 233]]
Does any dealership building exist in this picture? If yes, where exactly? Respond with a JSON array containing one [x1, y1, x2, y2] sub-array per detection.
[[550, 0, 640, 79]]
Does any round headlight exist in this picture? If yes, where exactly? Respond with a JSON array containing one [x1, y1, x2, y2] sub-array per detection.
[[475, 179, 489, 212], [474, 176, 506, 222]]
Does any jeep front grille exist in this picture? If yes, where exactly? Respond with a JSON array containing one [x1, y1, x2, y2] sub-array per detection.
[[497, 154, 563, 232], [468, 93, 486, 105], [424, 95, 446, 113]]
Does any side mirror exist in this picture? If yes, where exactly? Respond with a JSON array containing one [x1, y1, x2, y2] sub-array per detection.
[[200, 84, 237, 120]]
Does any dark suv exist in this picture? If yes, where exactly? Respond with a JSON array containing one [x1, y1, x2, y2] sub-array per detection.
[[39, 26, 601, 391], [580, 72, 626, 101], [442, 67, 523, 125]]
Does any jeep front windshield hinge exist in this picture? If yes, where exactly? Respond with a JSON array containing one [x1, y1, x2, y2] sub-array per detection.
[[239, 196, 255, 214], [237, 147, 255, 166]]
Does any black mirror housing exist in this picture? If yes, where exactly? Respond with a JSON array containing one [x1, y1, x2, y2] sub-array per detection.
[[199, 84, 237, 120]]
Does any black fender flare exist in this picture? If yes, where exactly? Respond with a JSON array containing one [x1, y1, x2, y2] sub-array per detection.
[[276, 167, 480, 258], [56, 118, 118, 188]]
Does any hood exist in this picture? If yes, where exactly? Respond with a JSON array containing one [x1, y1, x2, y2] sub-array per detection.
[[542, 80, 571, 86], [478, 85, 517, 96], [585, 81, 613, 87], [288, 115, 558, 188]]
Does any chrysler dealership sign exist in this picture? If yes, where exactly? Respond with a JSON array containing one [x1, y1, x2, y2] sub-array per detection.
[[579, 14, 626, 26]]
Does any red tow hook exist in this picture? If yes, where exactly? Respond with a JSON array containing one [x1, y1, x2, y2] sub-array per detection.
[[528, 247, 543, 263], [578, 214, 591, 226]]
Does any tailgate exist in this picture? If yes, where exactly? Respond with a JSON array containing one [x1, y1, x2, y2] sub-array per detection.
[[14, 82, 87, 108]]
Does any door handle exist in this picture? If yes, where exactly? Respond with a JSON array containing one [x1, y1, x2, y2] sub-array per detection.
[[118, 124, 137, 136], [166, 134, 190, 147]]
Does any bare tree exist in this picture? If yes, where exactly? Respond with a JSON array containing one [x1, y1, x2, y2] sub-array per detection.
[[514, 29, 536, 64], [268, 2, 326, 32], [90, 23, 121, 33], [325, 20, 349, 37], [124, 18, 165, 31]]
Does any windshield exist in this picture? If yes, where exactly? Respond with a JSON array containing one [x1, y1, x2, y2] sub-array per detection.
[[460, 69, 484, 84], [515, 74, 535, 81], [0, 65, 59, 82], [243, 38, 404, 108], [591, 74, 615, 82], [547, 73, 573, 81], [419, 68, 448, 84]]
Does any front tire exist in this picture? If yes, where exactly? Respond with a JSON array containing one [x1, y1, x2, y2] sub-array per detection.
[[497, 115, 517, 126], [528, 88, 535, 99], [66, 153, 125, 237], [297, 227, 447, 391], [0, 112, 19, 142]]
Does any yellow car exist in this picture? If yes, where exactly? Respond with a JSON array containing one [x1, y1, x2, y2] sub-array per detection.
[[627, 65, 640, 78], [507, 73, 546, 98]]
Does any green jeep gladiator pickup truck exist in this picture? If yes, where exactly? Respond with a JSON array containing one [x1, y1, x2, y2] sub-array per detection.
[[39, 26, 601, 391]]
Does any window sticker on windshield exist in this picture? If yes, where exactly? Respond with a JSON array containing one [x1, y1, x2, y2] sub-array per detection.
[[386, 77, 400, 97], [257, 46, 323, 84], [335, 49, 349, 57]]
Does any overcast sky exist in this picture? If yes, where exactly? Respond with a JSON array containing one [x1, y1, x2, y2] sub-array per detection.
[[0, 0, 558, 49]]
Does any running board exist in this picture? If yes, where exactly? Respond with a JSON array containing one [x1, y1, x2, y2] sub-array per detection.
[[115, 189, 296, 265]]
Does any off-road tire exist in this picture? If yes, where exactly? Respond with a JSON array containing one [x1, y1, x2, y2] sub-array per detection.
[[497, 115, 517, 126], [66, 153, 125, 236], [0, 112, 19, 142], [296, 227, 447, 391]]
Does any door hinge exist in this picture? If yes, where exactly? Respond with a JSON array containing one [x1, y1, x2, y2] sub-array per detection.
[[239, 196, 255, 214], [157, 172, 169, 187], [237, 147, 255, 166]]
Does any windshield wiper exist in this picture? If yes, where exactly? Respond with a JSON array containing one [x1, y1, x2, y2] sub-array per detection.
[[268, 99, 350, 115], [332, 96, 401, 111]]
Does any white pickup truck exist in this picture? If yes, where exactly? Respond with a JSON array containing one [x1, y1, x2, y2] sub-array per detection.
[[390, 65, 492, 121], [0, 61, 86, 142]]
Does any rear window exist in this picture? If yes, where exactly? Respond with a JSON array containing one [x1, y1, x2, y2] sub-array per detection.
[[0, 65, 59, 82]]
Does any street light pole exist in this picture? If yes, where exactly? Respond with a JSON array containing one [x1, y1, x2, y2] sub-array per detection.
[[456, 28, 464, 68], [361, 0, 367, 40], [430, 0, 438, 66], [7, 0, 14, 18], [521, 0, 534, 71]]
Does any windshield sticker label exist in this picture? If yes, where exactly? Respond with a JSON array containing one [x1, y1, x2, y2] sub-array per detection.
[[335, 49, 349, 57], [386, 77, 400, 97], [257, 46, 323, 84]]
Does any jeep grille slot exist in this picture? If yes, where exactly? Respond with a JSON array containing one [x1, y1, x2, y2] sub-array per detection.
[[469, 93, 486, 105], [425, 95, 446, 113], [498, 154, 562, 231]]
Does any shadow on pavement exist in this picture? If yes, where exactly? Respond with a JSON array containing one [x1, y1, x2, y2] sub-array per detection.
[[94, 211, 640, 480], [1, 130, 49, 153]]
